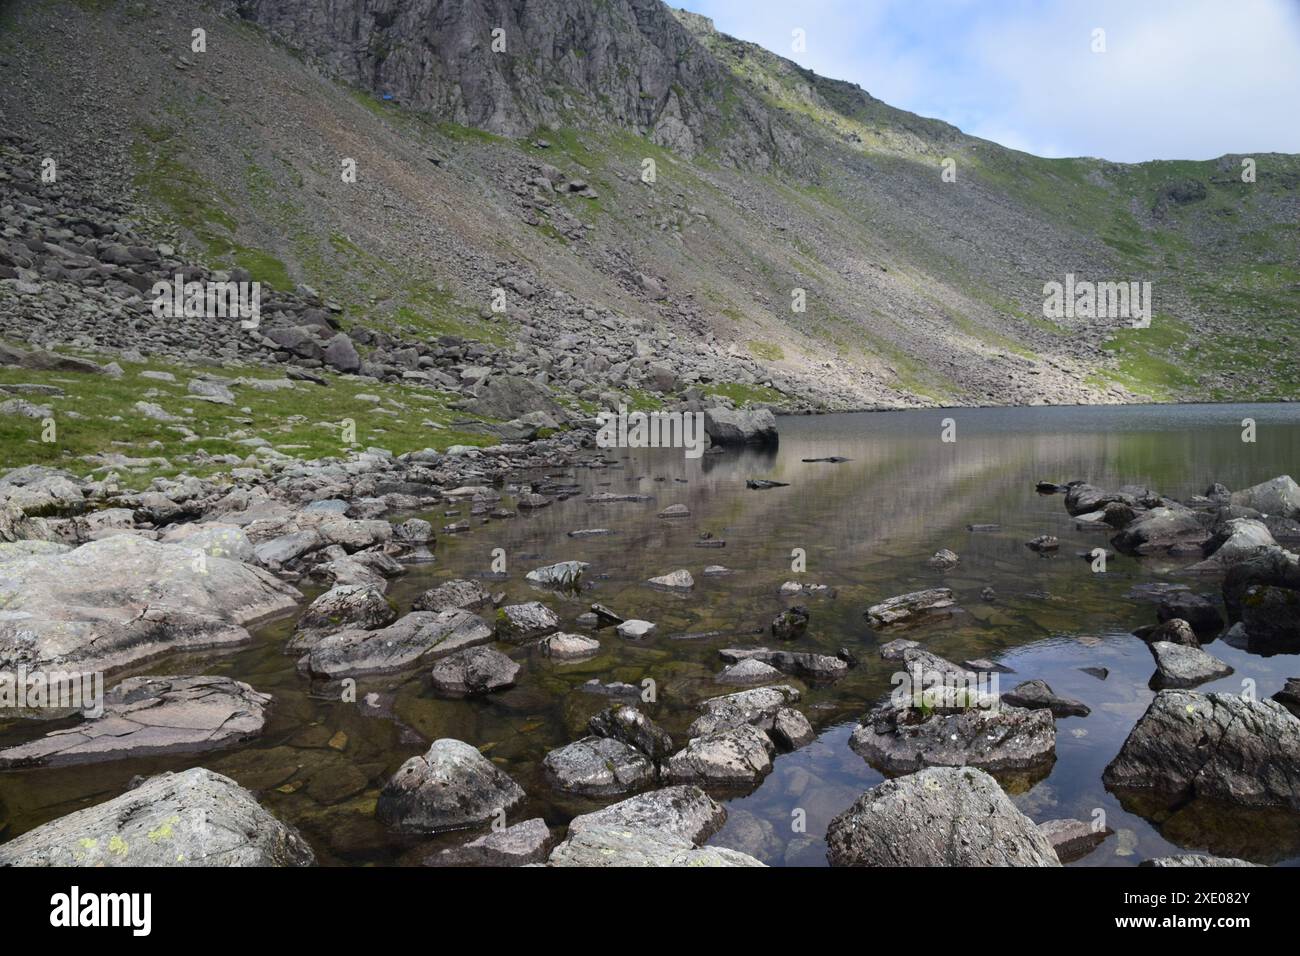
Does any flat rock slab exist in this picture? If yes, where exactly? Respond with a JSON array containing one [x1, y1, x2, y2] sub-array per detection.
[[865, 588, 956, 628], [548, 824, 764, 867], [424, 818, 552, 867], [826, 767, 1060, 866], [542, 736, 656, 797], [0, 768, 315, 866], [0, 676, 269, 768], [850, 701, 1056, 775], [1103, 691, 1300, 811], [566, 785, 726, 844], [303, 609, 493, 677], [377, 738, 525, 833], [0, 535, 300, 673], [1149, 641, 1233, 689], [664, 724, 774, 789]]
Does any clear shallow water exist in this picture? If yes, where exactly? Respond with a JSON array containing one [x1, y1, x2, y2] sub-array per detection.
[[2, 402, 1299, 865]]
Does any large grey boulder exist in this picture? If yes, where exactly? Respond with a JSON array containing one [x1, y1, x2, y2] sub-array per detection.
[[703, 407, 778, 446], [377, 739, 525, 832], [1230, 476, 1300, 518], [302, 609, 494, 677], [525, 561, 588, 589], [1103, 691, 1300, 811], [0, 676, 269, 768], [565, 785, 726, 844], [0, 535, 300, 673], [825, 767, 1060, 866], [542, 736, 656, 797], [463, 374, 561, 421], [664, 724, 774, 788], [0, 768, 315, 866]]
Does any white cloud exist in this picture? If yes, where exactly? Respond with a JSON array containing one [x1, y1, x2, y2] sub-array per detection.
[[681, 0, 1300, 161]]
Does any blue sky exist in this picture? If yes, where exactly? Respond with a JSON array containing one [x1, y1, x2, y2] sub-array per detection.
[[677, 0, 1300, 162]]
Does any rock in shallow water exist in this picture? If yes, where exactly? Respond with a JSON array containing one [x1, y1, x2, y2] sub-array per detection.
[[547, 824, 764, 867], [412, 578, 490, 613], [0, 768, 315, 866], [543, 736, 656, 796], [377, 739, 525, 833], [0, 535, 301, 673], [588, 704, 673, 760], [429, 646, 519, 696], [539, 631, 600, 659], [1001, 679, 1091, 718], [424, 818, 552, 867], [1148, 641, 1233, 690], [1103, 691, 1300, 811], [566, 785, 726, 844], [825, 766, 1060, 866], [302, 609, 493, 677], [0, 676, 270, 768], [865, 588, 955, 628], [494, 601, 560, 643], [664, 724, 774, 789]]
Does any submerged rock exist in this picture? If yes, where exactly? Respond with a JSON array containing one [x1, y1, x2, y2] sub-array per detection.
[[0, 767, 315, 866], [825, 767, 1059, 866], [0, 676, 269, 768], [928, 548, 959, 570], [425, 818, 552, 867], [1103, 691, 1300, 811], [377, 739, 525, 833]]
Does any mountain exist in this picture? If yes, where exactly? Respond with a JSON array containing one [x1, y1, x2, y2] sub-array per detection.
[[1, 0, 1297, 441]]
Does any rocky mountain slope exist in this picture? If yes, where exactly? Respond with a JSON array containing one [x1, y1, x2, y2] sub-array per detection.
[[0, 0, 1297, 478]]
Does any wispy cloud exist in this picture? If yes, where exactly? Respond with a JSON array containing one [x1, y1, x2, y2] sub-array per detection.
[[679, 0, 1300, 162]]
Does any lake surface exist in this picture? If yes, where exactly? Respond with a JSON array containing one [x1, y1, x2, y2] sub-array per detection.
[[3, 402, 1299, 865]]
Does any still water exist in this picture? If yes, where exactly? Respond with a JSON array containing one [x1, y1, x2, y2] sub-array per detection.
[[2, 403, 1299, 865]]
